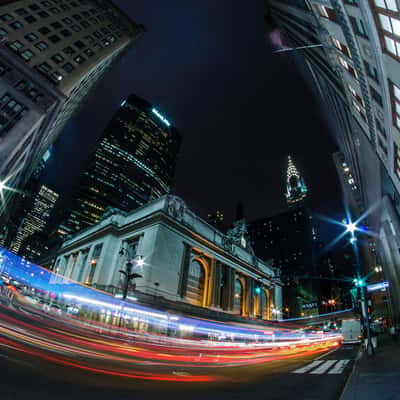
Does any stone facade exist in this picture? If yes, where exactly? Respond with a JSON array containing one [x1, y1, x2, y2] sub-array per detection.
[[54, 195, 282, 320]]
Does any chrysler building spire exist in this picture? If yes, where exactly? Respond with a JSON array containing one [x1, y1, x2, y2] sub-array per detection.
[[285, 155, 307, 207]]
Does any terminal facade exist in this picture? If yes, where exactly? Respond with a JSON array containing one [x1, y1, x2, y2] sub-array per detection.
[[54, 195, 282, 320]]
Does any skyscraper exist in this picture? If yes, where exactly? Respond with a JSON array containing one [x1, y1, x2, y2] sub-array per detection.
[[62, 94, 181, 234], [248, 156, 319, 317], [285, 155, 307, 207], [265, 0, 400, 321], [10, 184, 59, 255], [0, 0, 144, 220]]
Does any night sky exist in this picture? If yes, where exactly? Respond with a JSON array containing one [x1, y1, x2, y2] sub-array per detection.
[[45, 0, 343, 230]]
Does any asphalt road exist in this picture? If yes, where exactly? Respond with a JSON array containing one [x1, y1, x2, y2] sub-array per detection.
[[0, 344, 358, 400], [0, 296, 358, 400]]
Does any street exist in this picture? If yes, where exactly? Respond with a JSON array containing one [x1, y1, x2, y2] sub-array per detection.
[[0, 301, 358, 400]]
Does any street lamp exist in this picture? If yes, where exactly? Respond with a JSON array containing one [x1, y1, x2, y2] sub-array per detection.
[[118, 247, 144, 301], [346, 221, 374, 355]]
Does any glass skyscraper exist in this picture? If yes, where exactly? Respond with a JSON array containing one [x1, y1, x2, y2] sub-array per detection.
[[62, 94, 181, 234]]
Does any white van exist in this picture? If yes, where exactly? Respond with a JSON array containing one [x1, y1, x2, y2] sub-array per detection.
[[341, 319, 362, 344]]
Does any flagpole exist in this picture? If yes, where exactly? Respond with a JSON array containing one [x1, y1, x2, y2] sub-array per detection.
[[273, 44, 323, 54]]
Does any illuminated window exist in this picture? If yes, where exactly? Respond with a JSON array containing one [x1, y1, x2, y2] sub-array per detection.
[[186, 260, 205, 307], [374, 0, 398, 11], [332, 37, 351, 57], [317, 5, 338, 22], [339, 56, 358, 79], [393, 142, 400, 180], [352, 100, 366, 120], [390, 81, 400, 129], [233, 278, 244, 315], [379, 14, 400, 35], [374, 5, 400, 59]]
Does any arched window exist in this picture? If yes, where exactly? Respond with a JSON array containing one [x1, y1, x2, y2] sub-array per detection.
[[187, 260, 205, 306], [233, 278, 244, 315], [253, 293, 261, 318]]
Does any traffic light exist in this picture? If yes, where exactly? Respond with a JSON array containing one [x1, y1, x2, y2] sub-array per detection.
[[255, 287, 261, 294], [353, 278, 365, 287]]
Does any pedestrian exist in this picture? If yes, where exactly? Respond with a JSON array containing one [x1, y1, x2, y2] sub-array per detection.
[[389, 325, 396, 342]]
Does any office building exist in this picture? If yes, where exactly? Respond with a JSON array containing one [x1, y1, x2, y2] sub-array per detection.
[[249, 206, 319, 317], [265, 0, 400, 322], [62, 94, 181, 234], [10, 184, 59, 255], [248, 156, 319, 317], [286, 155, 308, 207], [0, 0, 144, 220]]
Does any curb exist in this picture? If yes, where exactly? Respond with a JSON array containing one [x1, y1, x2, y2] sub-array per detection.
[[339, 346, 363, 400]]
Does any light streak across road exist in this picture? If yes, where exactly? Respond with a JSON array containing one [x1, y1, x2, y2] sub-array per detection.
[[0, 247, 343, 383]]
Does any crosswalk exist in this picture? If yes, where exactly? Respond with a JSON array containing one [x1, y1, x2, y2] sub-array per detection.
[[292, 359, 350, 375]]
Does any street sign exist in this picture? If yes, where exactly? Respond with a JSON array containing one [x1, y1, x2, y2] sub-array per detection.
[[366, 281, 389, 292]]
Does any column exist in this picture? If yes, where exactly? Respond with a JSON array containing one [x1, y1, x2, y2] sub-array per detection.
[[58, 256, 68, 275], [245, 277, 254, 317], [177, 243, 191, 298], [209, 259, 220, 307], [70, 252, 83, 281], [64, 254, 75, 277], [220, 265, 228, 310]]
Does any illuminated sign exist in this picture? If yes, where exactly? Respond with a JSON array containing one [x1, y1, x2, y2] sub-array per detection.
[[152, 108, 171, 127], [367, 281, 389, 292]]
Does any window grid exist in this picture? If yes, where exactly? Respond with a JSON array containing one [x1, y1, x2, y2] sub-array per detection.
[[372, 2, 400, 60], [389, 80, 400, 130]]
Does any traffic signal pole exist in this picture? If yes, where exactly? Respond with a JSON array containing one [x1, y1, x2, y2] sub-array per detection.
[[360, 285, 374, 355]]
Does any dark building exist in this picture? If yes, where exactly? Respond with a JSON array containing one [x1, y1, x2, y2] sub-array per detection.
[[318, 249, 354, 313], [249, 206, 319, 317], [248, 156, 319, 317], [61, 94, 181, 234], [207, 210, 226, 231]]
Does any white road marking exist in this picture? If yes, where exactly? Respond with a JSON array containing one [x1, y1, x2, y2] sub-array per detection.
[[292, 360, 324, 374], [310, 360, 338, 374], [328, 359, 350, 374], [315, 347, 338, 360]]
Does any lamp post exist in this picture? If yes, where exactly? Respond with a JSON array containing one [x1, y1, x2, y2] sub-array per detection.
[[118, 247, 144, 301], [345, 221, 374, 355]]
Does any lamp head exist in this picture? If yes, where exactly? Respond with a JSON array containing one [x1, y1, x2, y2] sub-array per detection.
[[136, 257, 144, 267], [346, 222, 357, 234]]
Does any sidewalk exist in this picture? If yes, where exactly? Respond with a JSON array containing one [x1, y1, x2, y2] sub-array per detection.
[[341, 335, 400, 400]]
